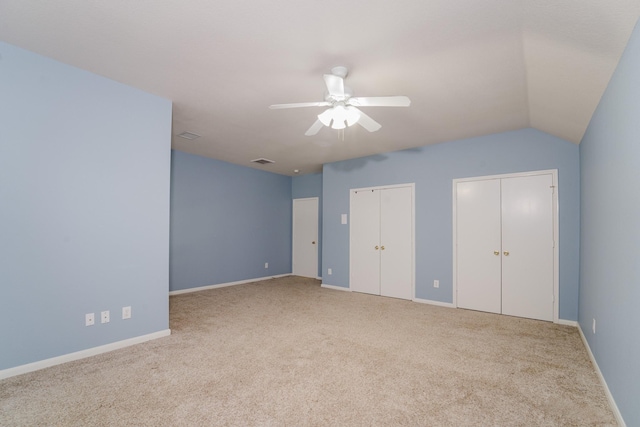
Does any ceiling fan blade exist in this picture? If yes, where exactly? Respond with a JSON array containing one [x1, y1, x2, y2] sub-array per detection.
[[352, 108, 382, 132], [324, 74, 345, 98], [269, 102, 331, 109], [348, 96, 411, 107], [305, 119, 325, 136]]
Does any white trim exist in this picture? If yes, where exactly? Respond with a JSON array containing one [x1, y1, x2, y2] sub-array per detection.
[[0, 329, 171, 380], [349, 182, 416, 299], [316, 276, 322, 280], [169, 274, 291, 296], [350, 182, 416, 192], [321, 284, 351, 292], [452, 169, 560, 323], [557, 319, 579, 327], [413, 298, 456, 308], [578, 325, 626, 426]]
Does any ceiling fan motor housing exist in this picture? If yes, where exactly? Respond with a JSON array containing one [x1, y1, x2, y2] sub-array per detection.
[[330, 66, 348, 78]]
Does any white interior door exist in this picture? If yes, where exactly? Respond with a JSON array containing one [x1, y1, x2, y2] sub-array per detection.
[[456, 179, 502, 314], [292, 198, 318, 278], [350, 190, 380, 295], [501, 175, 554, 321], [350, 189, 381, 295], [380, 187, 413, 300]]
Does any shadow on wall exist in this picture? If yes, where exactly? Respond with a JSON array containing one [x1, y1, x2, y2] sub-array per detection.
[[327, 154, 388, 172], [326, 146, 427, 173]]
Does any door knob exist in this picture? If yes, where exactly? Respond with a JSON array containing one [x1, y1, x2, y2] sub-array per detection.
[[381, 246, 385, 250], [375, 246, 379, 250], [493, 251, 500, 255], [312, 241, 316, 244], [503, 251, 510, 256]]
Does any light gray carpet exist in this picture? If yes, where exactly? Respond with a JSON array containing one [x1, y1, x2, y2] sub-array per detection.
[[0, 276, 615, 426]]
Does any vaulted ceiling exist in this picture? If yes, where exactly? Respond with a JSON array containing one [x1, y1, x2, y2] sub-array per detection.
[[2, 1, 639, 175]]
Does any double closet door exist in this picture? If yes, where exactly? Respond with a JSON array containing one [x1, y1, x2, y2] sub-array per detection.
[[455, 172, 555, 321], [350, 185, 414, 300]]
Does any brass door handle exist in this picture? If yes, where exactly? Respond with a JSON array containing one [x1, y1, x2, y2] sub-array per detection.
[[494, 251, 500, 255], [503, 251, 509, 256], [375, 246, 379, 250], [381, 246, 385, 250]]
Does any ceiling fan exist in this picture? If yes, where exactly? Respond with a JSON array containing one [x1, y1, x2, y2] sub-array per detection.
[[269, 66, 411, 136]]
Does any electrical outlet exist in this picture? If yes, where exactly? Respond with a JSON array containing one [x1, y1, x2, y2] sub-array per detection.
[[433, 280, 440, 288], [264, 262, 268, 269], [101, 310, 110, 324], [328, 268, 332, 275], [592, 318, 596, 334], [122, 306, 131, 320], [85, 313, 95, 326]]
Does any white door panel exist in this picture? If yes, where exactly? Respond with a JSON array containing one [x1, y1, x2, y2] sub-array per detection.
[[454, 171, 556, 323], [292, 198, 319, 278], [456, 180, 502, 314], [501, 175, 554, 321], [380, 187, 413, 300], [350, 190, 381, 295]]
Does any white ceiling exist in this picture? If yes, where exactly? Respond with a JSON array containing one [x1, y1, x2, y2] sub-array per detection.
[[1, 1, 639, 176]]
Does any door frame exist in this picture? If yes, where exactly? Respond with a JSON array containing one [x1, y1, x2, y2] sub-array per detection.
[[452, 169, 559, 322], [292, 197, 319, 279], [349, 183, 416, 299]]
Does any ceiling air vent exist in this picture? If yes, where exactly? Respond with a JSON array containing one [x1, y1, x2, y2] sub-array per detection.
[[251, 158, 275, 165], [176, 131, 201, 140]]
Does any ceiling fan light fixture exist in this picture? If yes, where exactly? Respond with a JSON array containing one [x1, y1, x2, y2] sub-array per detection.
[[330, 105, 347, 129], [345, 106, 361, 126], [317, 109, 333, 127], [331, 119, 346, 130], [317, 105, 361, 130]]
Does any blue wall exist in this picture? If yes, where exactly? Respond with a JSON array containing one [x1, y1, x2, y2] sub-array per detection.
[[322, 128, 580, 320], [579, 21, 640, 426], [0, 43, 172, 370], [170, 151, 292, 291], [292, 173, 323, 277]]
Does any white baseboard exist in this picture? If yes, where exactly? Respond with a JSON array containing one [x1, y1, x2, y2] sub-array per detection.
[[321, 284, 351, 292], [169, 274, 291, 296], [557, 319, 579, 327], [578, 324, 626, 426], [412, 297, 455, 308], [0, 329, 171, 380]]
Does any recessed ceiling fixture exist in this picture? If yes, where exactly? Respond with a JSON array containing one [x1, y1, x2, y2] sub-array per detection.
[[251, 158, 275, 165], [293, 169, 300, 174], [269, 66, 411, 136], [176, 131, 201, 140]]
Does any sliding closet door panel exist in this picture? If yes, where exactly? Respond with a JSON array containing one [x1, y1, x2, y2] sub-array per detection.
[[501, 175, 554, 321], [350, 189, 381, 295], [380, 187, 413, 300], [456, 180, 502, 314]]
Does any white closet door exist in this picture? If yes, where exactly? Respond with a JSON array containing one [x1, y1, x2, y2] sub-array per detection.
[[380, 187, 413, 299], [501, 175, 554, 321], [292, 198, 319, 278], [350, 189, 381, 295], [456, 179, 502, 314]]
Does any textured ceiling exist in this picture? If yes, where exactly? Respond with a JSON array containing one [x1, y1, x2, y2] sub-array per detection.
[[1, 1, 639, 175]]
